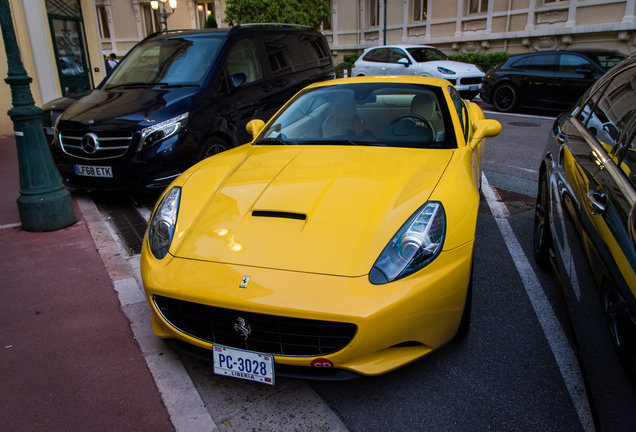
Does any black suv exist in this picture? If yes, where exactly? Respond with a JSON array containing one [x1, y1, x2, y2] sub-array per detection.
[[45, 24, 335, 191], [480, 49, 627, 113]]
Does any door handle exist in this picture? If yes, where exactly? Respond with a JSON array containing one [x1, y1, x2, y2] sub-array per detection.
[[587, 188, 607, 215], [556, 133, 566, 145]]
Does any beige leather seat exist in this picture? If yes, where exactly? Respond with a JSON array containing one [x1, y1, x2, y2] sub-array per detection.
[[410, 93, 444, 139], [322, 94, 365, 137]]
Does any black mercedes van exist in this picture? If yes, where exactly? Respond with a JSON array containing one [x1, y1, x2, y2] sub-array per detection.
[[45, 24, 335, 191]]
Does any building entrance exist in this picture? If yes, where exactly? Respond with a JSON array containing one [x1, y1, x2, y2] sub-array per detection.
[[46, 0, 92, 97]]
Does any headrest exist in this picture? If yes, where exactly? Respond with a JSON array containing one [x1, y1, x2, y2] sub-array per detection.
[[411, 93, 436, 118]]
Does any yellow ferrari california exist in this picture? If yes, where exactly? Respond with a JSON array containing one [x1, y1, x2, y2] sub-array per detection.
[[141, 76, 501, 384]]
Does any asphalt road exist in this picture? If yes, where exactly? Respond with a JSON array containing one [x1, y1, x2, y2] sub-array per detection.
[[99, 105, 600, 431], [306, 109, 595, 432]]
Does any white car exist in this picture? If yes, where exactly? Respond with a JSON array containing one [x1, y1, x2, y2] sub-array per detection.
[[352, 45, 484, 100]]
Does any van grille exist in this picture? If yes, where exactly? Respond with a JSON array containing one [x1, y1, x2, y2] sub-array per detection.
[[60, 130, 133, 160], [153, 295, 357, 356]]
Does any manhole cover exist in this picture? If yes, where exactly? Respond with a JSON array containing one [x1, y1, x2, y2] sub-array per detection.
[[507, 121, 542, 127]]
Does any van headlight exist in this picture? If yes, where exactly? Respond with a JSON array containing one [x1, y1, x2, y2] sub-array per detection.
[[139, 112, 189, 150], [369, 202, 446, 284], [148, 187, 181, 259]]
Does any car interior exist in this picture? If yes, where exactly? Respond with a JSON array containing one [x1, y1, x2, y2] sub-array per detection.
[[260, 85, 453, 148]]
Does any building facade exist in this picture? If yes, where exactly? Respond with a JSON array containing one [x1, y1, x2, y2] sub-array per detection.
[[1, 0, 635, 135]]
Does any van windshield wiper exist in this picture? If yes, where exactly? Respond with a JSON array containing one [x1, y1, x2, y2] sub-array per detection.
[[158, 83, 198, 88], [105, 82, 152, 89]]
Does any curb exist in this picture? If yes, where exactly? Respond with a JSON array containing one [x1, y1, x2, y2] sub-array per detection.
[[76, 193, 219, 432]]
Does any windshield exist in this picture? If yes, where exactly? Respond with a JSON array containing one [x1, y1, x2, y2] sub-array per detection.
[[105, 36, 224, 87], [256, 83, 457, 149], [406, 47, 449, 63], [588, 52, 629, 71]]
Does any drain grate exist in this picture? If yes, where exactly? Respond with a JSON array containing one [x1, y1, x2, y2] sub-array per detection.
[[92, 193, 149, 255]]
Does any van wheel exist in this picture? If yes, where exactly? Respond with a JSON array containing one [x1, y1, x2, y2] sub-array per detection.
[[197, 137, 230, 161], [493, 83, 518, 113]]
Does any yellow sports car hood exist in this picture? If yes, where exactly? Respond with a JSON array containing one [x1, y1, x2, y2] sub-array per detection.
[[171, 145, 456, 277]]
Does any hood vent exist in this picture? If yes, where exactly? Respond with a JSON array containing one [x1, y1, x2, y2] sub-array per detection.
[[252, 210, 306, 220]]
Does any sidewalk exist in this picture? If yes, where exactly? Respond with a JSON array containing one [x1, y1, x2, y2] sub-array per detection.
[[0, 136, 175, 431]]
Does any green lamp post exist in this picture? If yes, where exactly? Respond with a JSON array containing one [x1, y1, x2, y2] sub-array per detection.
[[0, 0, 76, 231]]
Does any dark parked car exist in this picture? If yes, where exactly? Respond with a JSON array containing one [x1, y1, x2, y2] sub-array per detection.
[[533, 54, 636, 430], [481, 49, 627, 113], [45, 24, 335, 191]]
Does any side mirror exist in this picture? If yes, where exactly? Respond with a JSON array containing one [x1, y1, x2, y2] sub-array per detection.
[[231, 73, 248, 89], [575, 66, 595, 77], [469, 119, 501, 150], [246, 119, 265, 139], [398, 58, 410, 67]]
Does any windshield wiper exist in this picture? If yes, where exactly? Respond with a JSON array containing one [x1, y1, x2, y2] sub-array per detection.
[[297, 139, 359, 146], [105, 82, 151, 89], [158, 83, 198, 88], [255, 136, 294, 145]]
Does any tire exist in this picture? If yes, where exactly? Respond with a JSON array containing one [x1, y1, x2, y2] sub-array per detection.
[[196, 137, 231, 161], [455, 263, 473, 339], [492, 83, 519, 113], [601, 285, 636, 380], [533, 171, 551, 269]]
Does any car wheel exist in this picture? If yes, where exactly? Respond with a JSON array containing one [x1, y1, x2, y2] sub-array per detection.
[[455, 262, 473, 339], [533, 171, 551, 269], [197, 137, 230, 161], [492, 83, 518, 113], [602, 284, 636, 380]]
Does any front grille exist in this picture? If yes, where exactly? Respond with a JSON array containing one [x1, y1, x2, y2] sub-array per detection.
[[458, 76, 482, 85], [153, 295, 358, 356], [60, 130, 133, 160]]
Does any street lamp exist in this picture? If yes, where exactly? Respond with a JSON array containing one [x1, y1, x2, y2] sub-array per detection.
[[0, 0, 76, 231], [151, 0, 177, 31]]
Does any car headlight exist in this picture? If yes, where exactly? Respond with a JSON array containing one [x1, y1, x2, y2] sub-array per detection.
[[437, 67, 456, 75], [369, 202, 446, 284], [139, 112, 189, 151], [148, 187, 181, 259]]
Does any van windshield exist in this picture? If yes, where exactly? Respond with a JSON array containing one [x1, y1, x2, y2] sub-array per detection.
[[104, 36, 224, 88]]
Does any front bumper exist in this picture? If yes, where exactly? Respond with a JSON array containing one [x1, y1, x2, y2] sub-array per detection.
[[50, 131, 196, 191], [141, 240, 473, 377]]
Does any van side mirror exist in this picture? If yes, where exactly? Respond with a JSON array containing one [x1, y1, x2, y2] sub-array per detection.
[[231, 73, 248, 89], [469, 119, 501, 150], [246, 119, 265, 139]]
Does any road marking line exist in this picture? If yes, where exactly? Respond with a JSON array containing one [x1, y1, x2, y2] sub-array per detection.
[[484, 161, 539, 176], [0, 222, 22, 229], [481, 172, 595, 432], [483, 110, 556, 120]]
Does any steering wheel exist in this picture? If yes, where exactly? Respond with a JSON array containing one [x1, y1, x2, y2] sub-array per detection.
[[391, 114, 434, 134]]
